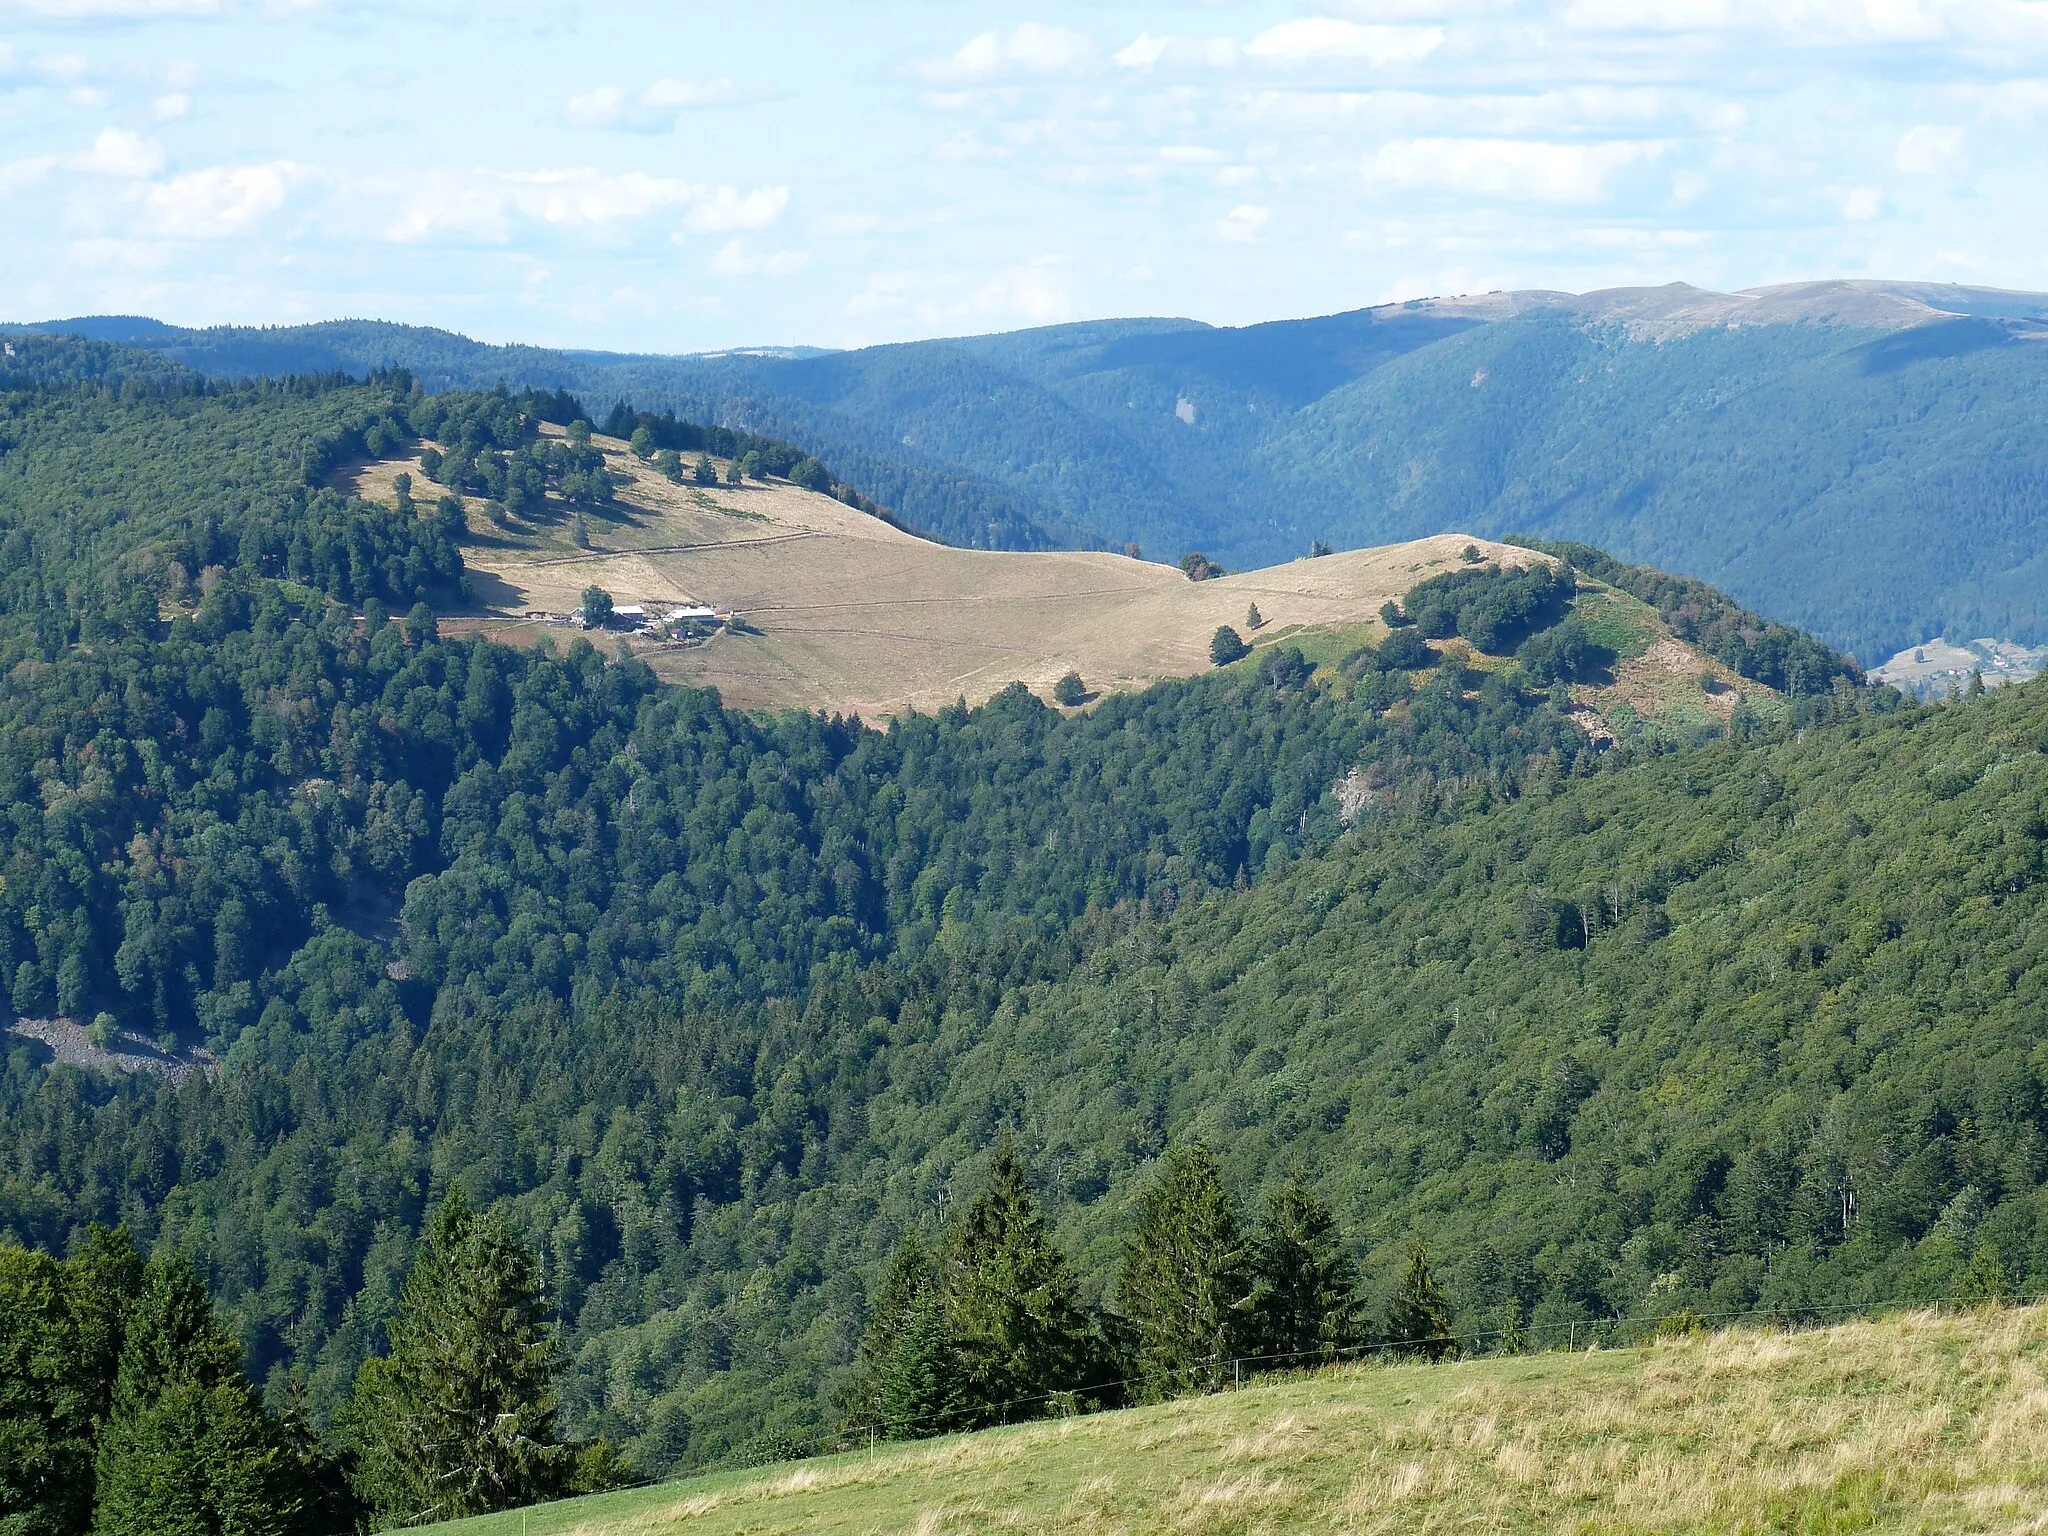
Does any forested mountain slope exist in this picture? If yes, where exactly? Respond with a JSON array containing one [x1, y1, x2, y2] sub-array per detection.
[[2, 336, 2042, 1495], [28, 282, 2048, 661]]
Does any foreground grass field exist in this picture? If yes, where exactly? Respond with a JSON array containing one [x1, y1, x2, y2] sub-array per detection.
[[429, 1306, 2048, 1535]]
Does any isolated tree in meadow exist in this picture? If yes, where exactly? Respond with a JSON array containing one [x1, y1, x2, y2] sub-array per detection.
[[91, 1255, 301, 1536], [694, 456, 719, 486], [581, 586, 613, 630], [1245, 603, 1263, 631], [1053, 671, 1086, 707], [628, 426, 655, 459], [1250, 1171, 1361, 1365], [345, 1190, 570, 1526], [724, 459, 745, 487], [1116, 1142, 1260, 1396], [943, 1138, 1098, 1421], [654, 448, 682, 482], [1385, 1242, 1457, 1360], [1210, 626, 1249, 666]]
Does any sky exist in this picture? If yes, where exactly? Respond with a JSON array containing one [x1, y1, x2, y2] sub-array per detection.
[[2, 1, 2046, 353]]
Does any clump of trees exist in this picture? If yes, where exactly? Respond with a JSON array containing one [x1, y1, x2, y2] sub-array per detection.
[[1181, 552, 1226, 582], [0, 1195, 617, 1533], [1211, 626, 1249, 665], [1398, 561, 1577, 653], [843, 1141, 1454, 1440]]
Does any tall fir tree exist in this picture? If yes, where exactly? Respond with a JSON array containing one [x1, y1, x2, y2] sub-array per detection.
[[89, 1255, 301, 1536], [1385, 1242, 1457, 1361], [345, 1189, 571, 1526], [1249, 1171, 1362, 1365], [943, 1138, 1099, 1422], [0, 1228, 145, 1536], [1115, 1143, 1260, 1397], [836, 1230, 940, 1434], [877, 1292, 968, 1441]]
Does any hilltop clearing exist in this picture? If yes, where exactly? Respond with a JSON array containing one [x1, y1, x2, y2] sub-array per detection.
[[347, 429, 1760, 723], [427, 1305, 2048, 1536]]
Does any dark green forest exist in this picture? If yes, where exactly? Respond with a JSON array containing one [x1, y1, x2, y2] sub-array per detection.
[[2, 334, 2046, 1527]]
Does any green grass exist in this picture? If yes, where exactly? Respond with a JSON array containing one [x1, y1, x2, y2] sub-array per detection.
[[425, 1305, 2048, 1536]]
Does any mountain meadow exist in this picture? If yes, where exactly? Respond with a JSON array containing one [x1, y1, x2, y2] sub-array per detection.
[[1, 328, 2045, 1532]]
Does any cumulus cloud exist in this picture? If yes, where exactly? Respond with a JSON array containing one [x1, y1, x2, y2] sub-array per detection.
[[915, 23, 1092, 82], [383, 170, 787, 244], [1841, 184, 1884, 218], [685, 184, 789, 232], [72, 127, 165, 177], [143, 159, 303, 237], [1895, 123, 1965, 173], [1561, 0, 2048, 44], [710, 239, 810, 276], [1114, 31, 1241, 69], [1216, 202, 1270, 240], [1363, 137, 1665, 201], [1245, 16, 1447, 64], [153, 91, 190, 120]]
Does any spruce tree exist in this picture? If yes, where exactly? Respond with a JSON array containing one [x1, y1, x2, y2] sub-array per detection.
[[836, 1230, 939, 1434], [877, 1292, 967, 1440], [1385, 1242, 1457, 1360], [1249, 1171, 1361, 1366], [1115, 1142, 1259, 1397], [346, 1190, 570, 1526], [943, 1138, 1097, 1422], [90, 1255, 301, 1536], [2, 1246, 88, 1536]]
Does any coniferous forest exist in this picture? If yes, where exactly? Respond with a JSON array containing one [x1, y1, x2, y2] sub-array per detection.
[[2, 332, 2046, 1529]]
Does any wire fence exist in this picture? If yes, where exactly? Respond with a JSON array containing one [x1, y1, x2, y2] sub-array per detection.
[[406, 1283, 2048, 1528]]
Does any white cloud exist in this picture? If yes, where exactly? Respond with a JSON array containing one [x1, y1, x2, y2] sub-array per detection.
[[710, 239, 810, 276], [1364, 137, 1666, 201], [507, 169, 701, 228], [143, 160, 301, 237], [1114, 31, 1241, 69], [1245, 17, 1446, 65], [72, 127, 164, 177], [153, 91, 190, 121], [1841, 184, 1884, 218], [1216, 202, 1269, 241], [845, 260, 1074, 330], [1895, 123, 1964, 173], [916, 23, 1092, 82], [568, 78, 747, 132], [385, 170, 780, 243], [565, 86, 629, 129], [685, 184, 788, 232], [1561, 0, 2048, 44], [0, 155, 59, 193], [643, 77, 739, 110]]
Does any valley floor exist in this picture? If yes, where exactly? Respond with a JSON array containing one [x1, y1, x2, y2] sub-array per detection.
[[430, 1305, 2048, 1535]]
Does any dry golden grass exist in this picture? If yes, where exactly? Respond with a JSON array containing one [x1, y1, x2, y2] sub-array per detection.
[[346, 434, 1541, 718], [431, 1306, 2048, 1536]]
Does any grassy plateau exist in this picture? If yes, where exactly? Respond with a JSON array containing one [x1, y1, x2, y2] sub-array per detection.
[[426, 1306, 2048, 1536]]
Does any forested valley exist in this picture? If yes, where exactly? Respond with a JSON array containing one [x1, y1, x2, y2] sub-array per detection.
[[2, 333, 2045, 1531]]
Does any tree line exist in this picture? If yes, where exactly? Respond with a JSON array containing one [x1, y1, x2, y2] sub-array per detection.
[[841, 1140, 1456, 1443]]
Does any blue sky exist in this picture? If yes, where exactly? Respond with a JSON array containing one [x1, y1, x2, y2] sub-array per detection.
[[2, 0, 2045, 351]]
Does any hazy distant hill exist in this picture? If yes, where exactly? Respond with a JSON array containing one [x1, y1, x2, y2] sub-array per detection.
[[20, 278, 2048, 659]]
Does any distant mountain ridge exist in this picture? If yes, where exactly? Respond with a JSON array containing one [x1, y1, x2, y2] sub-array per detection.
[[15, 276, 2048, 659]]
